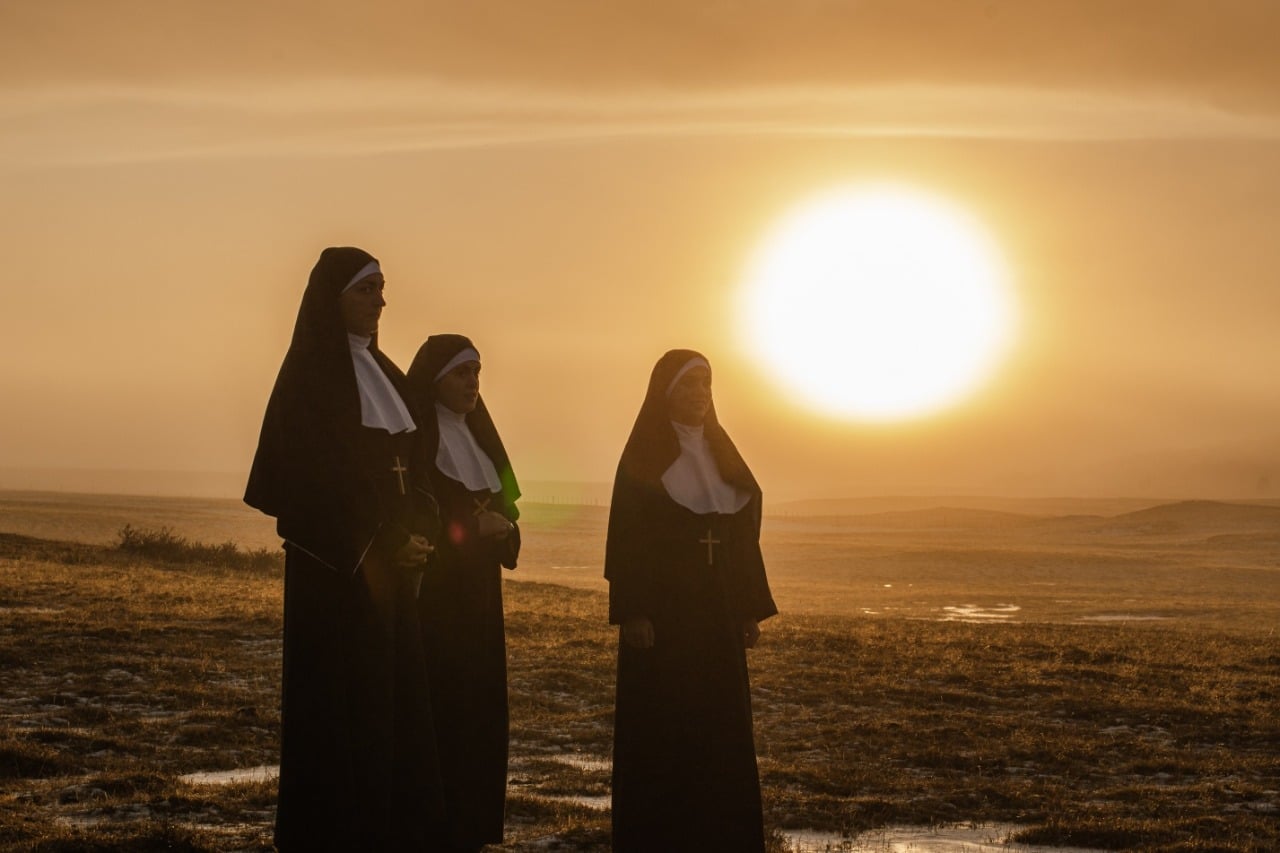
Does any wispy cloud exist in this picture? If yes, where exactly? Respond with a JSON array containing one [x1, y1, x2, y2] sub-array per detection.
[[4, 80, 1279, 168]]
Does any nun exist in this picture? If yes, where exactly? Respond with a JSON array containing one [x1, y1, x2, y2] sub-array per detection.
[[245, 247, 446, 851], [605, 349, 778, 853], [406, 335, 521, 852]]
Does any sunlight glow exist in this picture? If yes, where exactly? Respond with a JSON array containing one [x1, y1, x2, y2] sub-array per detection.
[[740, 184, 1016, 420]]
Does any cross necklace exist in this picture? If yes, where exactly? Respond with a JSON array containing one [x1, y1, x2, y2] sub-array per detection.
[[698, 528, 721, 566], [389, 456, 408, 496]]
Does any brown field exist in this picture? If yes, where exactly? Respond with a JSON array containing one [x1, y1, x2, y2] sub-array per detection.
[[1, 491, 1278, 851]]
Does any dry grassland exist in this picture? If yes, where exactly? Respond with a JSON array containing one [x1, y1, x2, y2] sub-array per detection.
[[1, 494, 1278, 851]]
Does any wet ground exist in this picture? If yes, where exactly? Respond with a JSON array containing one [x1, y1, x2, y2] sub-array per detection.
[[182, 763, 1109, 852]]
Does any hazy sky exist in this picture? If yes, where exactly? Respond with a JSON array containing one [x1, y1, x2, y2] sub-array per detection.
[[3, 1, 1278, 501]]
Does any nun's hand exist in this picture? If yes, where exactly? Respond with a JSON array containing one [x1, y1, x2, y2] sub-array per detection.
[[742, 619, 761, 649], [622, 618, 655, 649], [394, 534, 433, 570], [477, 511, 514, 539]]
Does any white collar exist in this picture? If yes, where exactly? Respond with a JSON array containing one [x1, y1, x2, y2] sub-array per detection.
[[347, 334, 416, 434], [661, 420, 749, 514], [434, 402, 501, 492]]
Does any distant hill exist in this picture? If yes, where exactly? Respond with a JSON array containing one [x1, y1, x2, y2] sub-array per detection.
[[768, 498, 1280, 539], [0, 468, 247, 499], [1099, 500, 1280, 534], [816, 506, 1040, 530], [771, 495, 1177, 518]]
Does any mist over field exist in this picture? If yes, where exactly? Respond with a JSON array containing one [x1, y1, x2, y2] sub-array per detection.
[[4, 487, 1278, 625]]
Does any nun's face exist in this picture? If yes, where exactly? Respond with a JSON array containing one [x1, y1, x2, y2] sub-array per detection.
[[340, 273, 386, 335], [667, 366, 712, 426], [436, 361, 481, 414]]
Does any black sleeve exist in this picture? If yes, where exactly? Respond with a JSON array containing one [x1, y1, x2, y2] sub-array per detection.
[[274, 396, 379, 577], [604, 474, 658, 625], [498, 522, 520, 570], [724, 496, 777, 622]]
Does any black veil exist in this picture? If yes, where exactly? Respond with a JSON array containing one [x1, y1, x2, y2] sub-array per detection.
[[244, 246, 415, 572]]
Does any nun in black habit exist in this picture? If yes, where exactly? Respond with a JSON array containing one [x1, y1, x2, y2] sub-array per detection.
[[406, 335, 520, 851], [245, 247, 446, 851], [606, 349, 778, 853]]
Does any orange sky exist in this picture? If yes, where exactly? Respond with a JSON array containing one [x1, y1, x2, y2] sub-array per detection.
[[2, 1, 1278, 501]]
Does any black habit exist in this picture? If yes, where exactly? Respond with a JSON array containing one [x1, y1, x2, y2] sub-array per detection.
[[605, 349, 778, 853], [406, 334, 521, 849], [245, 246, 446, 851]]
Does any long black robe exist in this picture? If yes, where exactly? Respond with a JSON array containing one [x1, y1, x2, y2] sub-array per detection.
[[605, 349, 777, 853], [407, 334, 521, 849], [245, 247, 446, 851]]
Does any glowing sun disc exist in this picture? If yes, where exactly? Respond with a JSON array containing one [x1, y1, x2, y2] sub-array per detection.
[[740, 185, 1016, 420]]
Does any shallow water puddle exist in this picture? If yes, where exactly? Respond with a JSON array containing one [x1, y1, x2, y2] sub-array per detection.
[[939, 604, 1020, 623], [175, 764, 1111, 851], [55, 814, 108, 829], [179, 764, 278, 786], [510, 752, 612, 810], [1077, 613, 1172, 623], [534, 793, 611, 810], [785, 823, 1106, 852], [546, 753, 611, 773]]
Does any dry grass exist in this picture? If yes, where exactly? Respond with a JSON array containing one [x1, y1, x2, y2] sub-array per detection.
[[1, 496, 1279, 851], [752, 615, 1279, 850], [0, 533, 281, 851], [115, 526, 280, 573]]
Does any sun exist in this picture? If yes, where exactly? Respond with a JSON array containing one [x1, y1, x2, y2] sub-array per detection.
[[739, 184, 1017, 421]]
